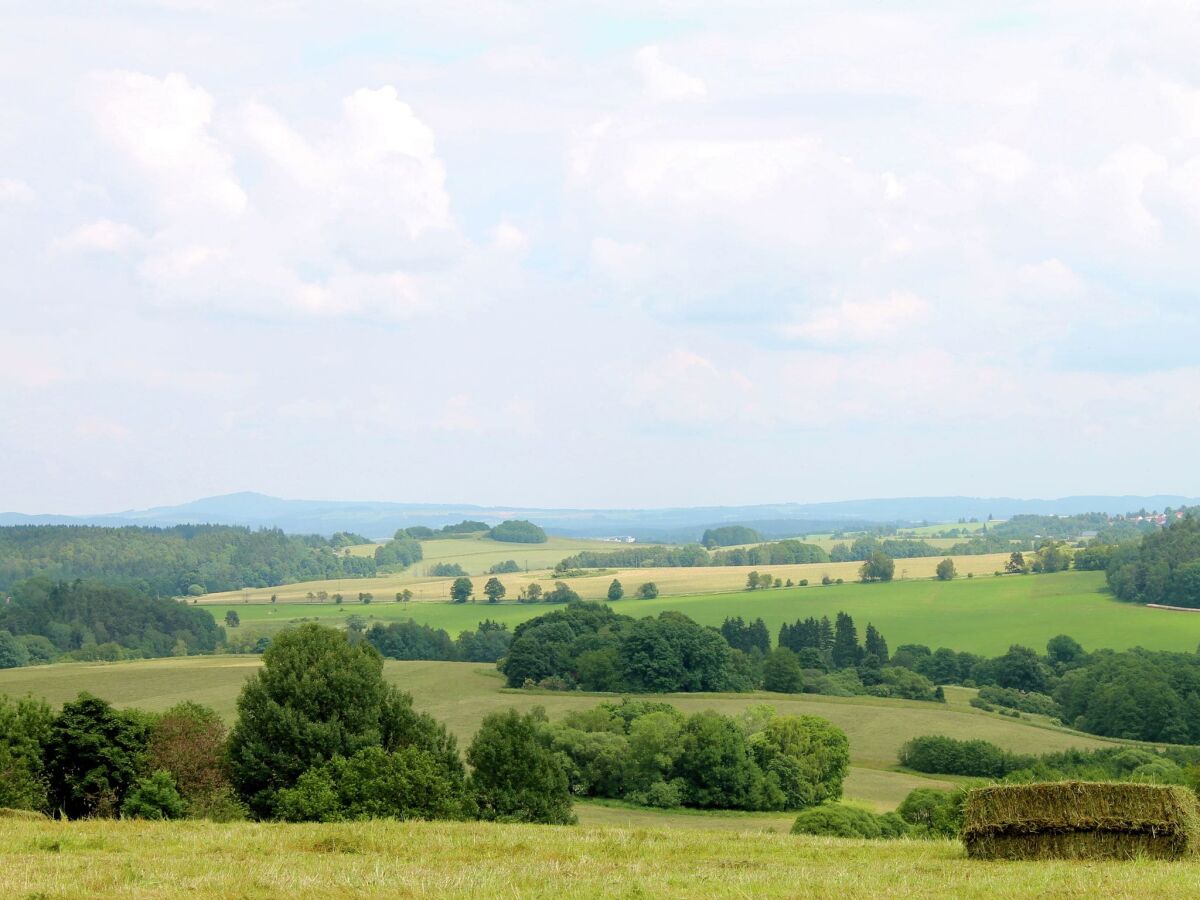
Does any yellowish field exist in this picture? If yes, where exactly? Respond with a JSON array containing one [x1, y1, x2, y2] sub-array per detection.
[[200, 550, 1015, 605], [3, 816, 1197, 898]]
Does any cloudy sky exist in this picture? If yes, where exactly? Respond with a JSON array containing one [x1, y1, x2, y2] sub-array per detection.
[[3, 1, 1200, 513]]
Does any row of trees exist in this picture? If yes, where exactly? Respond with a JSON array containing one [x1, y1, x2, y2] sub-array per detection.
[[446, 577, 659, 604], [0, 524, 378, 595], [365, 619, 512, 663]]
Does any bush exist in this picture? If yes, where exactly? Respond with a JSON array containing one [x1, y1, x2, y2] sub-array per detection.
[[0, 695, 54, 812], [761, 647, 804, 693], [976, 685, 1061, 718], [275, 745, 471, 822], [899, 735, 1031, 778], [791, 803, 908, 839], [638, 582, 659, 599], [147, 702, 234, 817], [489, 560, 521, 574], [122, 770, 187, 820]]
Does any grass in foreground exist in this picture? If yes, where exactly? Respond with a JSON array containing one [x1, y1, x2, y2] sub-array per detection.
[[2, 816, 1198, 898]]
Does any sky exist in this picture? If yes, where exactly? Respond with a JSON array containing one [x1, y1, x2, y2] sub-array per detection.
[[2, 1, 1200, 514]]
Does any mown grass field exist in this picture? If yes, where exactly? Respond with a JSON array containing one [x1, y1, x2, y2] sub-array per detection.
[[200, 570, 1200, 657], [3, 816, 1198, 898], [199, 550, 1014, 606], [0, 656, 1118, 811]]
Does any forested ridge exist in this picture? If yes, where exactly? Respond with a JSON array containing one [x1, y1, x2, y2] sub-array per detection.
[[0, 525, 379, 595]]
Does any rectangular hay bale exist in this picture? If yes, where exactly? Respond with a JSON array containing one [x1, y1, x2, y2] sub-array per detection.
[[963, 781, 1200, 861]]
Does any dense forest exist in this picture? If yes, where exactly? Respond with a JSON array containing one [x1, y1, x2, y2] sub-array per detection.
[[701, 525, 761, 547], [1107, 516, 1200, 607], [0, 525, 377, 595], [0, 578, 223, 664], [488, 520, 548, 543]]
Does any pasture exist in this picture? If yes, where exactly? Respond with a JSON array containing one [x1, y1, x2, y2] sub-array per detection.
[[200, 570, 1200, 657], [0, 655, 1118, 811], [3, 816, 1198, 898]]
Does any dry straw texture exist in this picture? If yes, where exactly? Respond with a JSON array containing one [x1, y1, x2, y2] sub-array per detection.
[[963, 781, 1200, 860]]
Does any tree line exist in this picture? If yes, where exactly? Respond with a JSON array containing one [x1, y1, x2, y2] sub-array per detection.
[[558, 539, 830, 570], [0, 525, 378, 596], [0, 578, 223, 667]]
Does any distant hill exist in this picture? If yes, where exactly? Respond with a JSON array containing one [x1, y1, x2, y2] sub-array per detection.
[[2, 492, 1197, 541]]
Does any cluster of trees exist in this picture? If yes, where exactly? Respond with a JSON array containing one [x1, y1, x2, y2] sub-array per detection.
[[1107, 516, 1200, 607], [701, 525, 761, 548], [0, 579, 223, 667], [365, 619, 512, 663], [431, 563, 469, 577], [495, 602, 942, 703], [488, 520, 547, 544], [489, 560, 521, 574], [373, 533, 423, 569], [829, 537, 943, 562], [890, 632, 1200, 744], [0, 525, 378, 595], [540, 699, 849, 812], [558, 539, 829, 571], [0, 625, 577, 825], [899, 735, 1200, 786]]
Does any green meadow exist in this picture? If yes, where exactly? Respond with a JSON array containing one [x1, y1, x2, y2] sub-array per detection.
[[203, 570, 1200, 657]]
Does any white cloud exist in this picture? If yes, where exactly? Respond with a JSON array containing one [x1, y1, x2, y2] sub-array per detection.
[[782, 292, 931, 346], [493, 220, 528, 253], [0, 177, 34, 206], [54, 219, 143, 254], [629, 350, 756, 427], [635, 46, 707, 104], [85, 71, 247, 217]]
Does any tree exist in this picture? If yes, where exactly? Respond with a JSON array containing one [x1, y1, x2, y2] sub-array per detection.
[[467, 709, 574, 824], [450, 577, 474, 603], [45, 693, 149, 818], [762, 647, 804, 693], [544, 582, 581, 603], [935, 558, 956, 581], [746, 571, 761, 591], [1036, 541, 1072, 574], [147, 702, 240, 819], [750, 715, 849, 809], [524, 583, 543, 603], [863, 624, 889, 663], [359, 592, 373, 604], [0, 695, 54, 811], [831, 612, 861, 669], [483, 577, 506, 603], [607, 579, 624, 601], [639, 582, 659, 599], [1005, 551, 1028, 574], [858, 552, 895, 583], [226, 623, 460, 817], [672, 710, 769, 810], [396, 589, 413, 602]]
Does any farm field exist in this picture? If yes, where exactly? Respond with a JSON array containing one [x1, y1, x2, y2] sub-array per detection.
[[200, 570, 1200, 657], [199, 550, 1014, 606], [0, 655, 1116, 811], [343, 534, 628, 575], [3, 816, 1197, 898]]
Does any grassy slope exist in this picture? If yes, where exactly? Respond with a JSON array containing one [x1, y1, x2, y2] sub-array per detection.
[[0, 656, 1117, 811], [200, 570, 1200, 656], [3, 817, 1197, 898]]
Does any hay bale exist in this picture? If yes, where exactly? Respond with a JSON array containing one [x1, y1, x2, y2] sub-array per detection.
[[963, 781, 1200, 860]]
